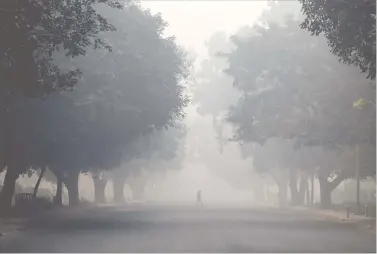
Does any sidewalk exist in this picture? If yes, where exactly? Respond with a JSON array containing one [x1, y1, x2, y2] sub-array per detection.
[[290, 206, 376, 233]]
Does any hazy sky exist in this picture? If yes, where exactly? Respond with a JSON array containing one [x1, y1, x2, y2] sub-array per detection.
[[140, 1, 267, 122], [141, 1, 267, 59]]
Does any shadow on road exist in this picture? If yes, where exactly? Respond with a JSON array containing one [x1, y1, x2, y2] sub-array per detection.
[[1, 205, 375, 253]]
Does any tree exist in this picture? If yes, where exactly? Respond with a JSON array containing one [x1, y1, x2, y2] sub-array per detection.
[[240, 139, 289, 206], [223, 14, 375, 207], [240, 138, 312, 206], [299, 0, 376, 80], [32, 167, 46, 199], [191, 32, 239, 153], [110, 124, 186, 203], [48, 3, 188, 205], [0, 2, 190, 213], [226, 16, 375, 144], [0, 0, 122, 215], [0, 0, 122, 97]]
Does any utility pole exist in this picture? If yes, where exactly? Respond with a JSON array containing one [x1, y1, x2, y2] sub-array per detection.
[[310, 173, 314, 206], [305, 177, 310, 206], [355, 143, 360, 213]]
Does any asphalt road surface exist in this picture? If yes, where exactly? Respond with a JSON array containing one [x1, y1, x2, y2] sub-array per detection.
[[1, 204, 375, 253]]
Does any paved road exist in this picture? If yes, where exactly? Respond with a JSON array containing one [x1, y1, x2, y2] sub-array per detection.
[[1, 204, 375, 253]]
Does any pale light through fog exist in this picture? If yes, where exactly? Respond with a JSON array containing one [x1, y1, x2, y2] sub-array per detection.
[[1, 0, 375, 252], [135, 1, 267, 205], [142, 1, 267, 59]]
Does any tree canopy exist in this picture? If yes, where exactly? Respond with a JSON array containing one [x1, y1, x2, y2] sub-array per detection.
[[225, 18, 375, 149], [299, 0, 376, 80], [0, 1, 190, 212], [222, 4, 375, 207], [0, 0, 122, 98]]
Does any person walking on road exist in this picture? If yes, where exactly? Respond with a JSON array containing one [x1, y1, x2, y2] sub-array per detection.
[[196, 189, 203, 207]]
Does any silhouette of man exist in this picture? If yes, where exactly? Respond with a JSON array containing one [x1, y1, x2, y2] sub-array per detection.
[[196, 189, 203, 206]]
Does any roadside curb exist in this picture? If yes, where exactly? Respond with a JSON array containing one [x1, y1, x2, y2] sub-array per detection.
[[288, 206, 376, 234]]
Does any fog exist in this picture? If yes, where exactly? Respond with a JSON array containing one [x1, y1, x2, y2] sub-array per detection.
[[1, 0, 375, 209], [0, 0, 375, 252]]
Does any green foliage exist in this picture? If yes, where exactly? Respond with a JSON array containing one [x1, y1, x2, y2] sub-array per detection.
[[0, 2, 189, 194], [222, 8, 375, 192], [224, 18, 375, 149], [299, 0, 376, 80], [0, 0, 122, 98], [0, 0, 123, 180]]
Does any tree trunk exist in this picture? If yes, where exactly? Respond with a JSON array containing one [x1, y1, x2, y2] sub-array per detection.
[[0, 168, 19, 216], [33, 167, 46, 199], [54, 175, 63, 206], [132, 186, 144, 201], [319, 182, 332, 208], [305, 178, 310, 206], [66, 172, 80, 206], [93, 177, 107, 203], [129, 179, 146, 201], [276, 173, 288, 207], [318, 172, 332, 208], [355, 143, 360, 213], [252, 180, 266, 204], [289, 168, 299, 205], [318, 170, 344, 209], [310, 174, 314, 206], [297, 174, 307, 206], [113, 177, 125, 203], [278, 182, 287, 207]]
